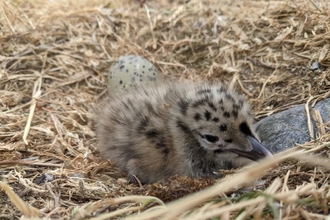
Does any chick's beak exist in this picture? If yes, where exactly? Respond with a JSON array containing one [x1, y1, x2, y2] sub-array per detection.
[[229, 136, 272, 161], [247, 136, 273, 160]]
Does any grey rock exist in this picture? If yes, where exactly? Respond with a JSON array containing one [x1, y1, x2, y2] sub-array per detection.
[[255, 98, 330, 153]]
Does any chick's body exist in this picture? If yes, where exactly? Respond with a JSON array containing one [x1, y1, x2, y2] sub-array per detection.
[[96, 82, 272, 184]]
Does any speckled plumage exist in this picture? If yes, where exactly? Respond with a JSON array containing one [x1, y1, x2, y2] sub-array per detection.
[[96, 81, 272, 184]]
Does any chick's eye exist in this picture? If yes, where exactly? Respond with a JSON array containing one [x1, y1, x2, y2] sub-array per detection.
[[203, 135, 219, 143]]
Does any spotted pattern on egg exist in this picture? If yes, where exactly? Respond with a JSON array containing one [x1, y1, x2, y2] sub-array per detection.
[[108, 55, 159, 92]]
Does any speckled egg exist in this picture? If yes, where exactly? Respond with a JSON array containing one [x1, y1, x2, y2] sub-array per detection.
[[108, 55, 159, 92]]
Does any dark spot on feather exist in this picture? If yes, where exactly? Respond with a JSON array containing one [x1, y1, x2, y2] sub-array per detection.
[[178, 98, 189, 115], [194, 113, 202, 121], [176, 120, 191, 134], [138, 117, 149, 131], [145, 129, 169, 156], [145, 129, 158, 138], [162, 148, 170, 155], [208, 102, 217, 112], [219, 124, 227, 132], [238, 100, 244, 108], [225, 94, 235, 102], [233, 103, 240, 111], [232, 110, 238, 119], [217, 87, 226, 94], [223, 111, 230, 118], [145, 101, 159, 116], [192, 98, 207, 108], [212, 117, 219, 122], [204, 110, 212, 121]]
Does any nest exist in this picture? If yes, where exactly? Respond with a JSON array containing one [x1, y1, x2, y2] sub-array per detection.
[[0, 0, 330, 219]]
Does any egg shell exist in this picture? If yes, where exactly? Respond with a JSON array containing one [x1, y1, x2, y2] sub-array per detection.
[[108, 55, 159, 92]]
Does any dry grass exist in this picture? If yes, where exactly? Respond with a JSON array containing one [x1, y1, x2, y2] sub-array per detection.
[[0, 0, 330, 219]]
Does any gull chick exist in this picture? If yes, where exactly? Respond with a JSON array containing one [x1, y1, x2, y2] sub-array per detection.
[[95, 81, 272, 184]]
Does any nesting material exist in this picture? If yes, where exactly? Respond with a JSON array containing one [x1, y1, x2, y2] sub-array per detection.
[[0, 0, 330, 219]]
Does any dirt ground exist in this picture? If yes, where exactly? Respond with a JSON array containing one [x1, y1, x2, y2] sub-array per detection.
[[0, 0, 330, 219]]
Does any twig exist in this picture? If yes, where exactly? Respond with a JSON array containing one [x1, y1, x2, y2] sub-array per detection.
[[0, 160, 63, 168]]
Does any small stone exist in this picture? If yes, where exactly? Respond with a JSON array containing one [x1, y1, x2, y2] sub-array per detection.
[[310, 61, 319, 70], [35, 173, 55, 184], [255, 98, 330, 153]]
